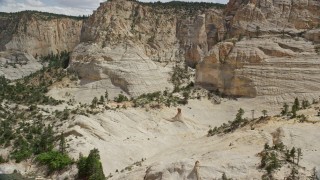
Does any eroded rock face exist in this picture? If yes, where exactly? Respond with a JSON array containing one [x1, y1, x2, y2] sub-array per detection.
[[70, 0, 225, 96], [194, 0, 320, 100], [69, 43, 172, 97], [0, 12, 83, 57], [80, 0, 225, 65], [304, 28, 320, 43], [225, 0, 320, 37], [196, 37, 320, 101]]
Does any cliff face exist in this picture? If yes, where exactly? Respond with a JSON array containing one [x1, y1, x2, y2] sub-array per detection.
[[1, 0, 319, 101], [224, 0, 320, 37], [195, 0, 320, 101], [0, 12, 83, 57], [70, 0, 225, 96], [69, 0, 320, 100]]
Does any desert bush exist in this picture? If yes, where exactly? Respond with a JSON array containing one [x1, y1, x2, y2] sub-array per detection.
[[36, 151, 73, 172]]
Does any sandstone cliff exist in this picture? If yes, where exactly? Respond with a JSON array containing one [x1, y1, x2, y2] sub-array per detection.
[[0, 11, 83, 57], [70, 0, 226, 96], [195, 0, 320, 102], [224, 0, 320, 37]]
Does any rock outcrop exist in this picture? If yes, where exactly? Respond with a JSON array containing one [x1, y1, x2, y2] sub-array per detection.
[[224, 0, 320, 37], [195, 0, 320, 101], [0, 51, 42, 80], [196, 37, 320, 102], [70, 0, 225, 96], [0, 11, 83, 57], [69, 43, 172, 97]]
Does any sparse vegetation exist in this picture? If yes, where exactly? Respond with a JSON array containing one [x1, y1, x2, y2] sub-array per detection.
[[280, 98, 311, 119], [259, 142, 306, 179], [208, 108, 249, 136]]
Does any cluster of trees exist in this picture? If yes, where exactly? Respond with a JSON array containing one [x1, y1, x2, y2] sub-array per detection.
[[281, 98, 310, 118], [0, 103, 76, 173], [131, 0, 225, 10], [0, 11, 88, 21], [0, 75, 62, 105], [0, 51, 82, 105], [114, 94, 129, 103], [260, 142, 304, 179], [77, 149, 105, 180], [208, 108, 249, 136], [40, 50, 70, 69], [35, 132, 72, 173]]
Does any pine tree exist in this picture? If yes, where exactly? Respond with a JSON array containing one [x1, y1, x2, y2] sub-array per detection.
[[222, 172, 228, 180], [99, 96, 105, 104], [290, 147, 296, 163], [297, 148, 302, 165], [293, 98, 300, 110], [59, 132, 66, 154], [91, 97, 98, 108], [281, 103, 289, 116], [104, 90, 109, 101]]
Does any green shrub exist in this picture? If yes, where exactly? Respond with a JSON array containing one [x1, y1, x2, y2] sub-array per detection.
[[11, 149, 32, 163], [36, 151, 73, 172], [114, 94, 129, 103]]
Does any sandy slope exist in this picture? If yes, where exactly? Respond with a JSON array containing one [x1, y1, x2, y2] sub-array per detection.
[[54, 98, 320, 179]]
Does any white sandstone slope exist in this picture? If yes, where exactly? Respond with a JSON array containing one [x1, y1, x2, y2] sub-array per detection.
[[69, 43, 173, 97], [38, 98, 319, 179], [0, 51, 42, 80]]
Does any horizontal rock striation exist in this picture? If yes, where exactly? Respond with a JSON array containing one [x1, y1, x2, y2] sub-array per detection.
[[196, 37, 320, 102]]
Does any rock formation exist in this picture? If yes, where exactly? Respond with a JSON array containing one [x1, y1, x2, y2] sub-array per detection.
[[0, 11, 83, 57], [195, 0, 320, 102], [69, 0, 225, 96], [171, 108, 183, 122], [0, 51, 42, 80], [224, 0, 320, 37]]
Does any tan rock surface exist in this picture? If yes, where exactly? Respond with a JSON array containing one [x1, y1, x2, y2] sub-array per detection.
[[0, 51, 42, 80], [69, 43, 173, 97], [0, 12, 83, 57], [196, 37, 320, 104], [225, 0, 320, 37]]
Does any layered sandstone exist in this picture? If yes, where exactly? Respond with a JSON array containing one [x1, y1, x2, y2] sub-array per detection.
[[70, 0, 225, 96], [196, 36, 320, 103], [0, 11, 83, 57], [224, 0, 320, 37]]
